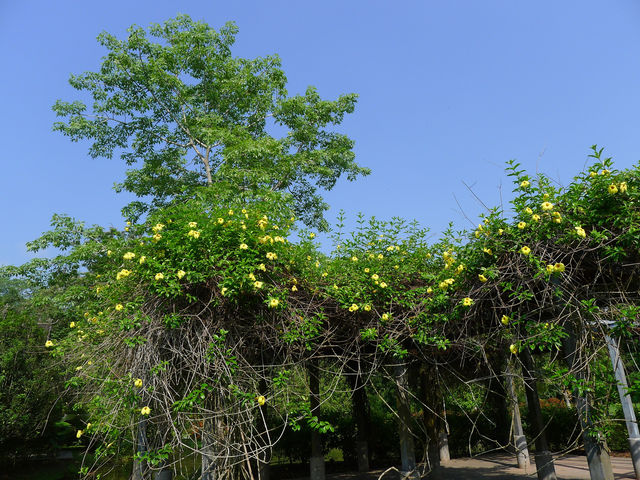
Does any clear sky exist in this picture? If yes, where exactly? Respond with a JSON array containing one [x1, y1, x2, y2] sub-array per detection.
[[2, 1, 640, 266]]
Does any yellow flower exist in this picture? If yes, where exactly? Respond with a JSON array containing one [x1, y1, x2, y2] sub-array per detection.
[[140, 406, 151, 415], [188, 221, 198, 228], [351, 256, 358, 262], [107, 250, 112, 256], [608, 184, 618, 194], [509, 344, 518, 354], [116, 269, 132, 280], [248, 273, 256, 281], [364, 268, 370, 273], [371, 274, 379, 281], [498, 228, 504, 235], [483, 248, 492, 255], [115, 304, 124, 311], [426, 287, 433, 293], [315, 261, 320, 268], [601, 169, 610, 175], [152, 223, 165, 233], [363, 304, 371, 312], [258, 263, 266, 271], [228, 210, 234, 216], [478, 274, 487, 283], [76, 430, 83, 439], [381, 313, 390, 321], [520, 180, 530, 188], [456, 264, 465, 273], [139, 256, 146, 264], [553, 212, 562, 223], [45, 340, 54, 348], [221, 287, 228, 295], [525, 207, 533, 215], [541, 202, 553, 211], [69, 322, 76, 328], [177, 270, 186, 279], [134, 378, 143, 388], [309, 232, 315, 239], [152, 233, 162, 242], [274, 236, 285, 243], [333, 284, 339, 290], [187, 230, 200, 239], [266, 252, 277, 260], [554, 263, 565, 273], [349, 304, 359, 312], [155, 272, 164, 281], [268, 298, 280, 308], [518, 222, 527, 230], [462, 297, 473, 306], [521, 246, 531, 255], [501, 315, 509, 325], [532, 214, 540, 222], [546, 264, 555, 273], [575, 226, 586, 238], [123, 252, 135, 260], [291, 285, 298, 292], [620, 182, 628, 193], [377, 254, 384, 259], [239, 243, 249, 250], [256, 396, 266, 406], [216, 217, 224, 224], [379, 282, 388, 288], [254, 281, 264, 289]]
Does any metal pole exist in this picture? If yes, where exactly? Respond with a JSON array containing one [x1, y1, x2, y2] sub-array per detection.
[[605, 333, 640, 480]]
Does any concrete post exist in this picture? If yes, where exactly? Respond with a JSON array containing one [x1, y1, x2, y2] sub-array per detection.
[[563, 328, 614, 480], [505, 367, 530, 469], [309, 361, 325, 480], [132, 418, 148, 480], [605, 333, 640, 480], [394, 362, 419, 480], [519, 348, 557, 480]]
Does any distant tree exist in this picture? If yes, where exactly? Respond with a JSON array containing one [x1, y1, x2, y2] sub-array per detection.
[[53, 15, 369, 229]]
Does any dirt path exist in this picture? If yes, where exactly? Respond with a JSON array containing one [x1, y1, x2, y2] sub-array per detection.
[[291, 454, 636, 479]]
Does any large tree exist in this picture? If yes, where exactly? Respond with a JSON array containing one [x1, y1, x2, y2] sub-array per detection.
[[53, 15, 369, 229]]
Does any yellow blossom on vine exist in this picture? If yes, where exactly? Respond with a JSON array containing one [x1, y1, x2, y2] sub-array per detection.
[[364, 305, 371, 312], [483, 248, 492, 255], [426, 287, 433, 293], [589, 171, 597, 178], [45, 340, 54, 348], [377, 254, 384, 260], [117, 269, 132, 280], [155, 273, 164, 281], [248, 273, 256, 281], [221, 287, 228, 295], [521, 246, 531, 255], [575, 226, 586, 238], [309, 232, 315, 239], [379, 282, 388, 288], [333, 284, 339, 290], [187, 230, 200, 239], [266, 252, 277, 260], [608, 184, 618, 194], [268, 298, 279, 308], [601, 169, 610, 175], [371, 274, 379, 281], [541, 202, 553, 211], [351, 256, 358, 262], [517, 222, 527, 230], [228, 210, 234, 216], [510, 344, 518, 354], [381, 313, 390, 321], [258, 263, 266, 271], [76, 430, 83, 439], [532, 214, 540, 222], [139, 256, 146, 264], [462, 297, 473, 306], [478, 274, 487, 282], [123, 252, 135, 260], [256, 395, 266, 406], [254, 281, 264, 289], [501, 315, 509, 325], [274, 236, 285, 243], [239, 243, 248, 250], [140, 406, 151, 415], [107, 250, 112, 256], [546, 264, 555, 273], [152, 223, 165, 233], [348, 304, 359, 312], [554, 263, 565, 273], [456, 264, 465, 274], [525, 207, 533, 215], [188, 221, 198, 228], [291, 285, 298, 292], [152, 233, 162, 242], [115, 304, 124, 311], [134, 378, 143, 388], [620, 182, 628, 193], [520, 180, 530, 188], [70, 322, 76, 328], [177, 270, 186, 279], [315, 261, 320, 268], [498, 229, 504, 235], [553, 212, 562, 223]]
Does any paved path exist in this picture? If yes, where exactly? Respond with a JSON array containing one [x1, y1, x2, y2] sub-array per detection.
[[292, 454, 636, 479]]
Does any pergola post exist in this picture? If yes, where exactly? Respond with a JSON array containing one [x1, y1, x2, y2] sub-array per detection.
[[394, 361, 419, 480], [605, 333, 640, 480], [132, 417, 148, 480], [563, 327, 614, 480], [519, 348, 557, 480], [505, 365, 530, 469], [308, 361, 325, 480], [346, 369, 371, 472]]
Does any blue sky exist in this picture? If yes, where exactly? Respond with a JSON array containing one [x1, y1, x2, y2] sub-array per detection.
[[2, 1, 640, 266]]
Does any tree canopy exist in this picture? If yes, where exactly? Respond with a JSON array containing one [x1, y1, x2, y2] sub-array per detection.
[[53, 15, 369, 229]]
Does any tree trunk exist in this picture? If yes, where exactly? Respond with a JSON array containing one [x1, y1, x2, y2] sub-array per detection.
[[519, 349, 557, 480], [345, 366, 371, 472], [505, 364, 530, 469], [419, 368, 441, 472]]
